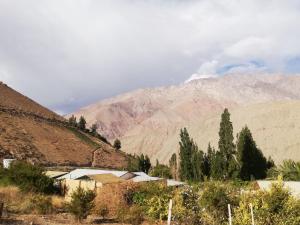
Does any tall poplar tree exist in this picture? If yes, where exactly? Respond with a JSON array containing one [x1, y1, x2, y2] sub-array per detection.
[[218, 108, 237, 179], [179, 128, 193, 181], [169, 153, 178, 180]]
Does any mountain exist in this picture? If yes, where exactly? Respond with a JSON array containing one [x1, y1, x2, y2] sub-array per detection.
[[0, 82, 128, 168], [70, 74, 300, 164]]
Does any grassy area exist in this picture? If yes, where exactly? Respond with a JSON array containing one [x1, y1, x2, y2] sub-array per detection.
[[67, 127, 99, 148]]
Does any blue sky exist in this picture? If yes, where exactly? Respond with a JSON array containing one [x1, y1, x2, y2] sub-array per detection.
[[0, 0, 300, 114]]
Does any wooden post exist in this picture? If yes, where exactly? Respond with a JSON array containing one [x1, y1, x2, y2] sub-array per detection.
[[250, 203, 255, 225], [167, 199, 173, 225], [0, 201, 3, 219], [228, 204, 232, 225]]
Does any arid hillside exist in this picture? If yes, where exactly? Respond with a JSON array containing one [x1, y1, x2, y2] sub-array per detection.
[[0, 82, 128, 168], [71, 74, 300, 164]]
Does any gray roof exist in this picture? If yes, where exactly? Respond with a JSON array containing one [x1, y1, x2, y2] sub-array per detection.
[[58, 169, 130, 180], [167, 179, 185, 187], [257, 180, 300, 197]]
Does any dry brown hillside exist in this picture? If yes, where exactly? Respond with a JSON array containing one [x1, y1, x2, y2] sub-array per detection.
[[70, 73, 300, 164], [0, 82, 128, 168]]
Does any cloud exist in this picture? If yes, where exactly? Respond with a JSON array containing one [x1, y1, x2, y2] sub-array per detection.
[[0, 0, 300, 113]]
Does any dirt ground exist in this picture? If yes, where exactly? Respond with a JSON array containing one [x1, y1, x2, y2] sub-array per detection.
[[0, 214, 162, 225], [0, 214, 128, 225]]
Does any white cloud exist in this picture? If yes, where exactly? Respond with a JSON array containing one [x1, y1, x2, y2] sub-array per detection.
[[0, 0, 299, 113]]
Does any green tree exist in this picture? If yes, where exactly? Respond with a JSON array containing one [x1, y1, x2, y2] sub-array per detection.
[[68, 115, 77, 127], [6, 161, 56, 194], [90, 123, 98, 135], [210, 151, 224, 180], [113, 139, 122, 150], [169, 153, 178, 180], [218, 108, 237, 179], [237, 126, 268, 180], [78, 116, 87, 131], [138, 154, 151, 174], [203, 143, 213, 178], [150, 164, 172, 179], [179, 128, 194, 181], [179, 128, 205, 181], [67, 187, 96, 222]]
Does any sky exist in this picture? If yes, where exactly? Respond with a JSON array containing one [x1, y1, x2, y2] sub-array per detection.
[[0, 0, 300, 114]]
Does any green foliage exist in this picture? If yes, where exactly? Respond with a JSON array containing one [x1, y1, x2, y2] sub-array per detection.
[[113, 138, 122, 150], [90, 123, 98, 135], [218, 108, 238, 179], [29, 195, 53, 214], [234, 178, 300, 225], [78, 115, 87, 131], [169, 153, 178, 180], [237, 126, 268, 180], [132, 183, 173, 220], [5, 161, 56, 194], [127, 154, 140, 172], [272, 160, 300, 181], [179, 128, 205, 181], [67, 187, 96, 221], [150, 164, 172, 179], [68, 115, 77, 127], [138, 154, 151, 174], [200, 182, 234, 223]]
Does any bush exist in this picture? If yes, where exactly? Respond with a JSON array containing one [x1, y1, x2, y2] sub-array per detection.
[[234, 178, 300, 225], [67, 187, 96, 222], [117, 205, 144, 225], [98, 204, 109, 220], [133, 183, 173, 220], [6, 161, 56, 194], [29, 195, 53, 214]]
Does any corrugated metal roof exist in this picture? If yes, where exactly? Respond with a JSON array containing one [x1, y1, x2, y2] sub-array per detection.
[[257, 180, 300, 197], [131, 175, 162, 182], [167, 179, 185, 187], [87, 174, 125, 184], [45, 171, 68, 179], [58, 169, 129, 180]]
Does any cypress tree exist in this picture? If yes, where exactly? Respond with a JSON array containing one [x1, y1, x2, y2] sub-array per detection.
[[113, 139, 121, 150], [237, 126, 267, 180], [169, 153, 178, 180], [218, 108, 237, 179], [179, 128, 194, 181], [78, 116, 87, 131]]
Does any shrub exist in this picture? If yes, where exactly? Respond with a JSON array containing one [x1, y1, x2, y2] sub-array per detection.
[[67, 187, 96, 222], [98, 204, 109, 220], [234, 178, 300, 225], [29, 195, 53, 214], [6, 161, 56, 194], [117, 205, 144, 225]]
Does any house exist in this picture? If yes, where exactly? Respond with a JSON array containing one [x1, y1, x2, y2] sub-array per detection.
[[2, 159, 15, 169], [58, 169, 134, 180], [256, 180, 300, 198], [62, 173, 126, 200]]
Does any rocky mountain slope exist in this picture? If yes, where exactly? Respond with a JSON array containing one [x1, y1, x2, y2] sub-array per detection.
[[0, 82, 128, 168], [70, 74, 300, 164]]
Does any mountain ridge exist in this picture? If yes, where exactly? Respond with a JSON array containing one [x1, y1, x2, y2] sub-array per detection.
[[70, 73, 300, 164]]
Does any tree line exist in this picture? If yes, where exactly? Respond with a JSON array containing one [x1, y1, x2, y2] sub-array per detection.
[[178, 108, 274, 181]]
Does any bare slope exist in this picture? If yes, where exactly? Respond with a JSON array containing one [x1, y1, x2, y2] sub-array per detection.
[[0, 82, 128, 168], [70, 74, 300, 164]]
